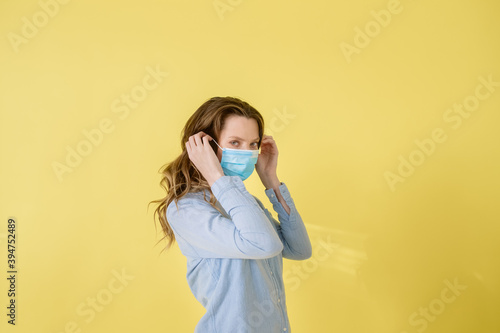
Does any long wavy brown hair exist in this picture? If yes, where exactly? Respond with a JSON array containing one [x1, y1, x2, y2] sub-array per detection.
[[148, 96, 265, 254]]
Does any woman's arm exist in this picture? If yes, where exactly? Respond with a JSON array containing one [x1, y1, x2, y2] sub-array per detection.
[[167, 175, 284, 259], [254, 136, 310, 259], [264, 179, 290, 215], [255, 182, 313, 260]]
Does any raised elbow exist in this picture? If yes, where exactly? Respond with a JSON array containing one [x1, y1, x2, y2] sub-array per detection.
[[299, 247, 313, 260], [287, 244, 312, 260]]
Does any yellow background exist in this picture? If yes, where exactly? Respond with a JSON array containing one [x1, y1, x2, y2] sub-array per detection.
[[1, 0, 499, 332]]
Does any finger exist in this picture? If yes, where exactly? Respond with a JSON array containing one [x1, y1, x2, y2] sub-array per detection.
[[188, 135, 196, 147], [200, 133, 212, 144], [196, 131, 208, 138], [201, 135, 209, 148], [193, 133, 203, 148]]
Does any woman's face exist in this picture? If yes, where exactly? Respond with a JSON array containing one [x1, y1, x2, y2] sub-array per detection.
[[216, 115, 260, 162]]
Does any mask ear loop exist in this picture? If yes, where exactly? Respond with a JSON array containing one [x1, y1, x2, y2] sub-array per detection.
[[212, 138, 223, 151]]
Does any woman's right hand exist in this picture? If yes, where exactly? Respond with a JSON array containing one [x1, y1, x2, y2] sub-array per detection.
[[185, 131, 225, 186]]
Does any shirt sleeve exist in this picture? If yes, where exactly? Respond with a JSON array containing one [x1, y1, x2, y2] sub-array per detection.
[[256, 182, 312, 260], [166, 175, 284, 259]]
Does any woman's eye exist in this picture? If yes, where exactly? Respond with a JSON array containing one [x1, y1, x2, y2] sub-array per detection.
[[230, 141, 258, 148]]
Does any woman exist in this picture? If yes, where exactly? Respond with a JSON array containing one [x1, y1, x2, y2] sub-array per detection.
[[150, 96, 312, 332]]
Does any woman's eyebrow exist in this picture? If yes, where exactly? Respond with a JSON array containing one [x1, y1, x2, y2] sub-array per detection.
[[228, 136, 260, 141]]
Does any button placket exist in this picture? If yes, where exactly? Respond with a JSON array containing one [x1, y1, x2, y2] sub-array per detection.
[[266, 259, 287, 330]]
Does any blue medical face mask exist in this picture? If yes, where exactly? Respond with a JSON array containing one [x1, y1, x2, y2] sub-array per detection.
[[212, 138, 259, 181]]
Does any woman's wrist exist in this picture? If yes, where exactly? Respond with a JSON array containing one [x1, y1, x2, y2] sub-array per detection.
[[262, 175, 280, 190], [208, 171, 225, 187]]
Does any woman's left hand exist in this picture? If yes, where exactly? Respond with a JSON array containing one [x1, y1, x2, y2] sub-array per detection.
[[255, 135, 280, 188]]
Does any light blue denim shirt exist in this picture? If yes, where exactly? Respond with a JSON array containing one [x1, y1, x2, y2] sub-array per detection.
[[166, 175, 312, 333]]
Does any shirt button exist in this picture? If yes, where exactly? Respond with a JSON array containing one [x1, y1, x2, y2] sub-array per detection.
[[270, 271, 273, 275], [278, 298, 281, 303], [283, 328, 287, 331]]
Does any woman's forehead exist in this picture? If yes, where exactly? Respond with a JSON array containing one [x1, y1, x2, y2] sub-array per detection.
[[220, 116, 259, 140]]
